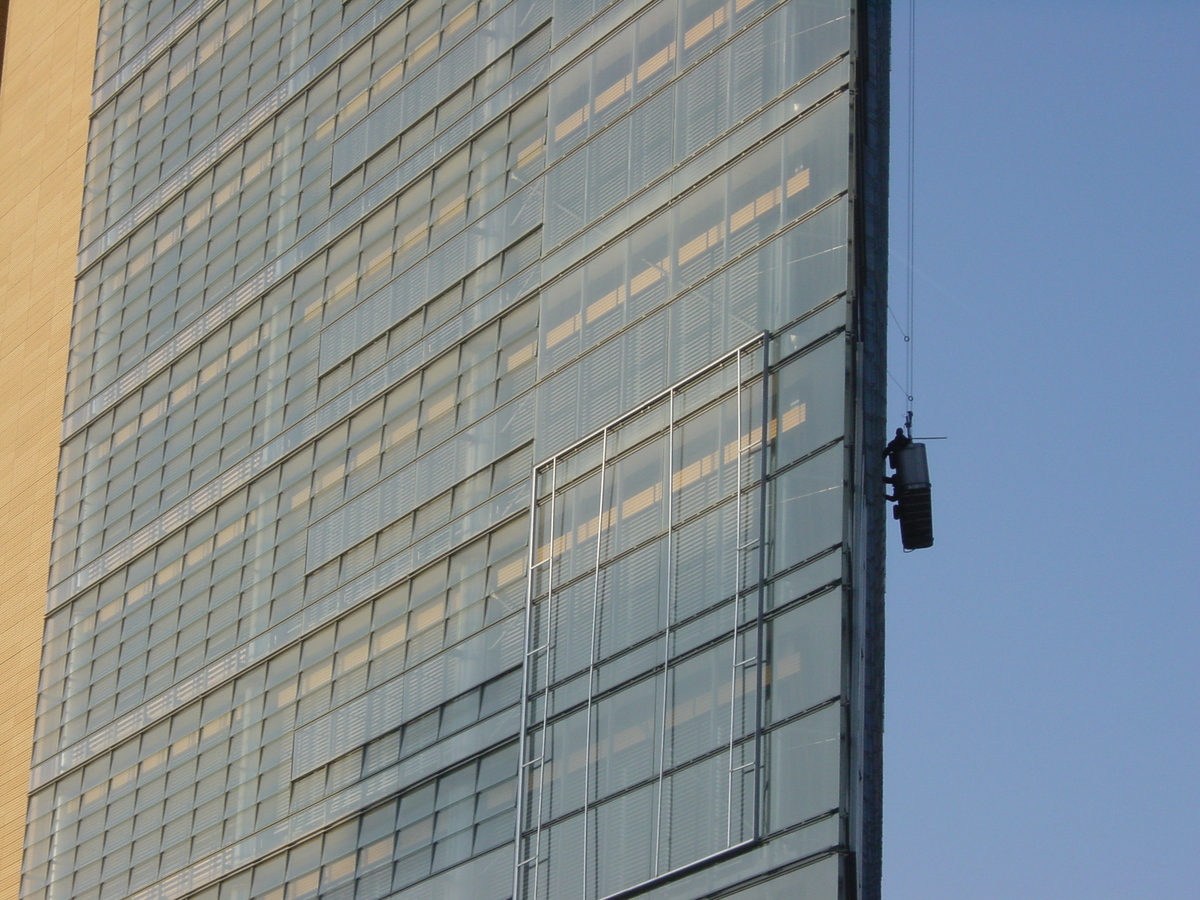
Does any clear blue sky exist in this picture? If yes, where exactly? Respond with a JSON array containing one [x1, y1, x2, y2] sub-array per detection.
[[883, 2, 1200, 897]]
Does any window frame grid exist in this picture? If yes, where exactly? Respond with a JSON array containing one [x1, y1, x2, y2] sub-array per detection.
[[515, 333, 771, 900]]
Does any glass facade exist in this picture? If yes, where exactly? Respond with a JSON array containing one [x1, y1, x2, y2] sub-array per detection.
[[24, 1, 888, 899]]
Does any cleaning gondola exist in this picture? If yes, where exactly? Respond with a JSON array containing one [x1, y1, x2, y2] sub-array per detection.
[[885, 415, 934, 550]]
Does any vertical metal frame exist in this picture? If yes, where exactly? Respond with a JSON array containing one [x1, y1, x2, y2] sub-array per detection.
[[514, 457, 557, 900], [652, 390, 675, 875], [752, 333, 772, 843], [726, 341, 759, 846], [581, 427, 609, 892]]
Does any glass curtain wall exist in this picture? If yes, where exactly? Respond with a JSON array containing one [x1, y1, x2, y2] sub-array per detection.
[[23, 1, 885, 899]]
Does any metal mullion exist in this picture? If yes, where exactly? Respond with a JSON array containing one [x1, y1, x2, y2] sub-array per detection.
[[724, 336, 771, 845], [520, 458, 560, 900], [514, 463, 546, 899], [725, 347, 748, 846], [530, 458, 561, 898], [752, 334, 772, 841], [580, 428, 609, 900], [651, 390, 676, 875]]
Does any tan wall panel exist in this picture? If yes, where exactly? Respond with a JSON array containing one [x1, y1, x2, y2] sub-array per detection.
[[0, 0, 99, 896]]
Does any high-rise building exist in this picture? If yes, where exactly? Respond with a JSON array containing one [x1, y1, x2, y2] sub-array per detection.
[[7, 1, 888, 899]]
